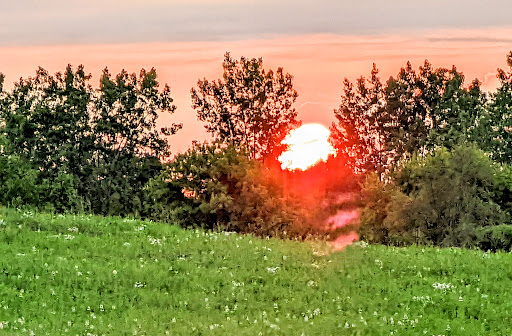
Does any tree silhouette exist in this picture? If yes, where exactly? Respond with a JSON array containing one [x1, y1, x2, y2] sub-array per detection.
[[191, 52, 299, 161]]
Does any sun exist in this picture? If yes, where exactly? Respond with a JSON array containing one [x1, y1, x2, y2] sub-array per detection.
[[278, 123, 336, 171]]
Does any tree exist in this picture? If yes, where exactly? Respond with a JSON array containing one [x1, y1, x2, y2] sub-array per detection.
[[0, 65, 93, 210], [84, 67, 182, 215], [0, 65, 181, 214], [145, 142, 297, 236], [191, 52, 299, 161], [383, 61, 478, 164], [359, 145, 508, 248], [331, 60, 485, 175], [330, 64, 388, 175], [484, 51, 512, 164]]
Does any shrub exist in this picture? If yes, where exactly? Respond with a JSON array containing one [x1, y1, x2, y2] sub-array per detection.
[[0, 152, 42, 208], [476, 225, 512, 251], [360, 145, 509, 248], [145, 142, 301, 237], [494, 163, 512, 219]]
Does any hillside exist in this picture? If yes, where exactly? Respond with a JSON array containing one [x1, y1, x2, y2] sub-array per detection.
[[0, 208, 511, 335]]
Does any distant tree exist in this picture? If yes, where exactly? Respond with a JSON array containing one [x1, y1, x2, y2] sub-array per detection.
[[391, 145, 507, 247], [331, 60, 486, 175], [85, 67, 182, 215], [0, 65, 93, 210], [0, 65, 180, 214], [383, 61, 477, 163], [146, 142, 297, 236], [483, 51, 512, 164], [427, 78, 487, 149], [0, 133, 42, 208], [330, 64, 388, 175], [191, 52, 299, 161], [359, 145, 508, 248]]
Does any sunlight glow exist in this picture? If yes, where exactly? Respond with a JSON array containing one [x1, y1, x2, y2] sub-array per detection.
[[278, 123, 336, 171]]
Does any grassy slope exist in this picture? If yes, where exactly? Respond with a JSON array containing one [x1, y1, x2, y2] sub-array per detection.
[[0, 208, 511, 335]]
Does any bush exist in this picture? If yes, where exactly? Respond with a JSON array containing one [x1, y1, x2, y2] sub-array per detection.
[[145, 142, 303, 237], [0, 152, 42, 208], [360, 145, 509, 248], [477, 225, 512, 251], [494, 163, 512, 219]]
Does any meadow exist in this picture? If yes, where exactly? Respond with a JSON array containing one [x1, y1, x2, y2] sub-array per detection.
[[0, 208, 511, 335]]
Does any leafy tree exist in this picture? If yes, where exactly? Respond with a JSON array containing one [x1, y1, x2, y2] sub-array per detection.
[[85, 68, 182, 215], [146, 142, 327, 237], [494, 163, 512, 218], [0, 65, 92, 211], [330, 64, 387, 175], [0, 134, 42, 208], [383, 61, 482, 164], [331, 61, 485, 175], [362, 145, 508, 248], [0, 65, 180, 215], [95, 68, 181, 159], [484, 51, 512, 164], [191, 52, 299, 161]]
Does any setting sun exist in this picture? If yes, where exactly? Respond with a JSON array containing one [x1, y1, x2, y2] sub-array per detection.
[[278, 123, 336, 171]]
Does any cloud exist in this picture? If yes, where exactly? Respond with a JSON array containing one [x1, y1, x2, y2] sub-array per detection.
[[1, 0, 512, 46]]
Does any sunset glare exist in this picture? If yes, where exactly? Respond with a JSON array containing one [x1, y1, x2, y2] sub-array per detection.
[[278, 123, 336, 171]]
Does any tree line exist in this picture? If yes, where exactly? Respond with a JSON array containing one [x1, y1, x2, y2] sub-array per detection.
[[1, 52, 511, 249]]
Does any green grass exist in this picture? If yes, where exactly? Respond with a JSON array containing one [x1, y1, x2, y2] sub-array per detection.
[[0, 208, 511, 335]]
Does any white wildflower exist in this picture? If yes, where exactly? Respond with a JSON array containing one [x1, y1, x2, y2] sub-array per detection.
[[432, 282, 454, 290], [267, 267, 279, 274]]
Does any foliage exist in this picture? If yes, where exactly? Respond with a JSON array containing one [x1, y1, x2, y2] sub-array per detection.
[[0, 65, 180, 215], [330, 65, 388, 175], [493, 163, 512, 217], [360, 145, 508, 248], [1, 208, 512, 335], [483, 51, 512, 164], [331, 60, 486, 175], [0, 65, 92, 210], [358, 173, 395, 244], [84, 68, 181, 216], [476, 225, 512, 252], [146, 142, 292, 236], [146, 142, 334, 238], [191, 52, 299, 161], [0, 150, 41, 208]]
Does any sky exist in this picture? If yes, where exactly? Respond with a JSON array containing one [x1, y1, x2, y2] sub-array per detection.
[[1, 0, 512, 154]]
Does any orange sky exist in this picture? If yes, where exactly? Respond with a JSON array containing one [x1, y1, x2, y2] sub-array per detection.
[[1, 27, 511, 154]]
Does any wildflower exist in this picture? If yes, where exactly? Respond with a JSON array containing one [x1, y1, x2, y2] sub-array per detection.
[[113, 270, 117, 275], [267, 266, 279, 274], [432, 282, 454, 290]]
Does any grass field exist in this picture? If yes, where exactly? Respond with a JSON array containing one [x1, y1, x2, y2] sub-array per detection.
[[0, 208, 511, 335]]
